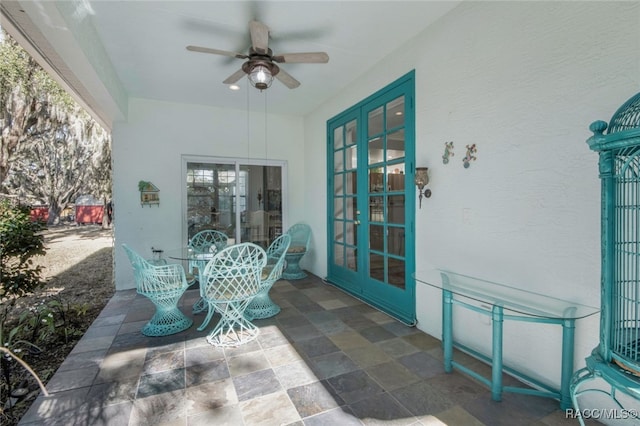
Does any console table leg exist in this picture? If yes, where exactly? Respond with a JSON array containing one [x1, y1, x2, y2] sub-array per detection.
[[560, 318, 576, 410], [492, 305, 504, 402], [443, 290, 453, 373]]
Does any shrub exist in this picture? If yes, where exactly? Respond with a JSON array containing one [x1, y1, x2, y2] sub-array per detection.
[[0, 200, 46, 298]]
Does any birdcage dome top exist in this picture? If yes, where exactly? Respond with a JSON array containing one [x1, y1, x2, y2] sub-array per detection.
[[607, 91, 640, 134]]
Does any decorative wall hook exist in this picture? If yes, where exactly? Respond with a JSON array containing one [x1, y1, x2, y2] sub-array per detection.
[[442, 141, 454, 164], [463, 144, 477, 169]]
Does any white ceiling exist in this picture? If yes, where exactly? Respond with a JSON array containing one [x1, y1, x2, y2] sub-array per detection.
[[2, 1, 460, 122]]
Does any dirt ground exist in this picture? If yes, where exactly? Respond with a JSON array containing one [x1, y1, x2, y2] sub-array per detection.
[[1, 225, 114, 425]]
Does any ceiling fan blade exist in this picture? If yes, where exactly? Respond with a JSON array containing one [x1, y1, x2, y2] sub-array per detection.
[[223, 68, 247, 85], [275, 68, 300, 89], [249, 20, 270, 54], [272, 52, 329, 64], [186, 45, 248, 60]]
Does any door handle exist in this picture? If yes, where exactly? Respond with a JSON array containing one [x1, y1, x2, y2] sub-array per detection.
[[354, 220, 361, 225]]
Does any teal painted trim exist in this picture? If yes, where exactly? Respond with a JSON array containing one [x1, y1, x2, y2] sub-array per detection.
[[443, 289, 453, 373], [492, 305, 504, 402], [451, 361, 491, 387], [599, 150, 615, 362], [503, 386, 558, 399], [453, 342, 561, 400], [561, 318, 577, 410], [443, 289, 577, 408]]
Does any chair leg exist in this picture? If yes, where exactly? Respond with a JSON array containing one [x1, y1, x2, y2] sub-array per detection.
[[206, 300, 259, 347], [197, 303, 216, 332], [141, 295, 193, 337], [245, 287, 281, 320], [283, 253, 307, 280], [192, 296, 208, 314]]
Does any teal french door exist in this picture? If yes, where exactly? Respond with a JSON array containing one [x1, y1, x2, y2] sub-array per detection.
[[327, 71, 416, 324]]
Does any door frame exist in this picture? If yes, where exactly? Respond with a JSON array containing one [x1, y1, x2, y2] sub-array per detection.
[[181, 155, 288, 244], [325, 70, 416, 325]]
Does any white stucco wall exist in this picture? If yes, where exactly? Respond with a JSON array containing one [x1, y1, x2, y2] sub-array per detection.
[[304, 0, 640, 393], [112, 97, 304, 289]]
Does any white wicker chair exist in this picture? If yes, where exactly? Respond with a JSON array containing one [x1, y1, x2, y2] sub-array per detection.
[[245, 234, 291, 320], [122, 244, 193, 336], [198, 242, 267, 347]]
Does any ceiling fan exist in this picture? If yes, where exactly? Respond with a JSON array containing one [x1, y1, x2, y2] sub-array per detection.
[[186, 20, 329, 91]]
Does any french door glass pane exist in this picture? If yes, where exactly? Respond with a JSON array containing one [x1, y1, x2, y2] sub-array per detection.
[[333, 127, 343, 150], [386, 96, 405, 129], [346, 120, 357, 144], [368, 137, 384, 165], [334, 243, 345, 266], [333, 120, 358, 274], [387, 129, 405, 161], [368, 106, 383, 136], [388, 257, 405, 288]]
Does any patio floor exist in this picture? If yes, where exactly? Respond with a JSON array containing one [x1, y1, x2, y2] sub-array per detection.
[[19, 273, 583, 425]]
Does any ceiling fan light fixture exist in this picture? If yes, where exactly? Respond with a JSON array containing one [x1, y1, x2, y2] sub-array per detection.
[[248, 64, 273, 91]]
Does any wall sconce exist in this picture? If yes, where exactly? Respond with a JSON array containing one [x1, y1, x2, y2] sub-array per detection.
[[415, 167, 431, 208]]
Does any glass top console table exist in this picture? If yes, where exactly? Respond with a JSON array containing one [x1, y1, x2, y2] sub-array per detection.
[[413, 269, 599, 410]]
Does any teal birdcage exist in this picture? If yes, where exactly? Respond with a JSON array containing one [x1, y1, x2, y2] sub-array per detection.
[[571, 92, 640, 424]]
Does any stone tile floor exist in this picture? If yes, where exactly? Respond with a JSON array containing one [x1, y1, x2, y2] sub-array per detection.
[[19, 274, 587, 425]]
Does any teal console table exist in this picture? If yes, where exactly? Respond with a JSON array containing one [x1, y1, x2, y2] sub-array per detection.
[[414, 270, 599, 409]]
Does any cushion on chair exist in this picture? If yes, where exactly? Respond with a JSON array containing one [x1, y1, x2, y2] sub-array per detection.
[[287, 246, 306, 253], [262, 265, 274, 280]]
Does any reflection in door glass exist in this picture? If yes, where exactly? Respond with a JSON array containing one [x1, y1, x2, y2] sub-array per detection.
[[386, 96, 405, 129], [369, 224, 384, 251], [334, 127, 343, 150], [242, 165, 283, 249], [387, 195, 405, 224], [346, 146, 357, 170], [334, 243, 344, 267], [334, 221, 344, 243], [368, 106, 383, 136], [369, 196, 383, 222], [334, 175, 344, 196], [334, 197, 344, 219], [387, 129, 405, 161], [369, 169, 383, 192], [347, 196, 357, 217], [346, 120, 357, 144], [334, 149, 344, 172], [347, 247, 357, 271], [345, 220, 357, 245], [368, 137, 384, 165], [388, 227, 405, 256], [388, 257, 405, 288], [345, 172, 357, 195], [369, 253, 384, 282], [186, 163, 240, 241]]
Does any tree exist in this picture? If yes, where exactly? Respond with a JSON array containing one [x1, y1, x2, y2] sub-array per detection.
[[0, 200, 45, 298], [0, 29, 111, 224]]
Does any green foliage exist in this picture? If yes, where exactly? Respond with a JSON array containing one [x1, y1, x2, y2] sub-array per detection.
[[0, 200, 46, 298], [0, 296, 90, 356], [1, 29, 112, 219]]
